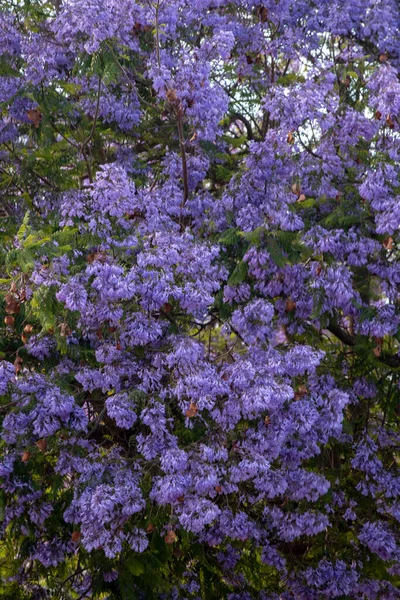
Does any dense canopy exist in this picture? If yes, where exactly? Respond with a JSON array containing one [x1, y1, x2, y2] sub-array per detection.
[[1, 0, 400, 598]]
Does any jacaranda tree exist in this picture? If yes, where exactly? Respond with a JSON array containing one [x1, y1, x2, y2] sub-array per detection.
[[1, 0, 400, 597]]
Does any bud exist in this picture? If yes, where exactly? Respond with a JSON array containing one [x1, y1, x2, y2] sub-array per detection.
[[4, 315, 15, 326], [215, 485, 222, 493], [71, 531, 81, 543], [23, 324, 34, 334]]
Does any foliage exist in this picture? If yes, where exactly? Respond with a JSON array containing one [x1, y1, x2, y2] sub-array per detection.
[[0, 0, 400, 598]]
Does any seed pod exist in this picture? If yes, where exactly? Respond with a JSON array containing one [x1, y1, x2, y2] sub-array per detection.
[[294, 385, 308, 400], [71, 531, 81, 543], [383, 236, 393, 250], [162, 302, 172, 313], [164, 530, 178, 544], [258, 6, 268, 22], [26, 108, 43, 128], [386, 115, 395, 129], [5, 301, 20, 314], [166, 89, 178, 103], [285, 299, 296, 313], [21, 451, 31, 463], [146, 522, 155, 534], [4, 315, 15, 326], [60, 323, 71, 337], [185, 402, 198, 418], [291, 183, 301, 196], [215, 485, 222, 493], [36, 438, 47, 452], [23, 324, 34, 334]]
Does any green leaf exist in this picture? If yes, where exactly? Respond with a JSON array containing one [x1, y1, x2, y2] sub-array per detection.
[[228, 260, 248, 285], [126, 558, 145, 577]]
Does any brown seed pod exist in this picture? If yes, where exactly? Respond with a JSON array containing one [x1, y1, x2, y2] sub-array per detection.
[[146, 522, 155, 534], [27, 108, 43, 128], [21, 451, 31, 463], [215, 485, 222, 493], [71, 531, 81, 543], [162, 302, 172, 314], [4, 315, 15, 326], [185, 402, 198, 418], [285, 299, 296, 313], [386, 115, 395, 129], [383, 236, 394, 250], [291, 183, 301, 196], [166, 89, 178, 103], [164, 530, 178, 544], [258, 6, 268, 22], [5, 301, 20, 314], [23, 324, 34, 334], [5, 293, 14, 305], [36, 438, 47, 452], [294, 385, 308, 400], [287, 130, 294, 144], [60, 323, 71, 337]]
